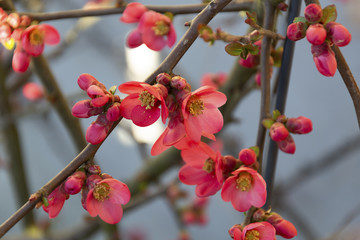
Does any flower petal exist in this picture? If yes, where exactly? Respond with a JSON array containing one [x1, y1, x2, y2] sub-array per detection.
[[131, 104, 160, 126], [98, 199, 124, 224], [39, 24, 60, 45]]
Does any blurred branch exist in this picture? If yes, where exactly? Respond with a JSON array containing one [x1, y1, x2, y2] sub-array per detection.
[[20, 1, 255, 21]]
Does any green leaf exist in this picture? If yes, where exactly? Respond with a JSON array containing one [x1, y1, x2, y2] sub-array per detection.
[[109, 85, 117, 95], [225, 41, 245, 56], [245, 11, 257, 25], [245, 44, 259, 55], [293, 16, 307, 24], [42, 197, 49, 207], [249, 146, 259, 157], [321, 5, 337, 24], [272, 109, 281, 120], [262, 118, 275, 128]]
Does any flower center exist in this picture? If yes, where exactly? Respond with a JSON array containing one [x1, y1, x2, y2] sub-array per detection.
[[139, 90, 155, 109], [186, 95, 204, 116], [29, 29, 44, 45], [235, 172, 253, 191], [202, 158, 215, 173], [152, 20, 170, 36], [244, 229, 260, 240], [93, 183, 110, 201]]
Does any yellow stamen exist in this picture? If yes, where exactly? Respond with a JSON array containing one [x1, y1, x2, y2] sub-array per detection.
[[93, 183, 110, 201], [152, 21, 170, 36], [203, 158, 215, 173], [235, 172, 253, 191], [29, 29, 44, 45], [186, 95, 204, 116], [244, 229, 260, 240], [139, 90, 155, 109]]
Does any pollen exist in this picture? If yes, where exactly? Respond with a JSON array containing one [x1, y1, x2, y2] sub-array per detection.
[[152, 20, 170, 36], [202, 158, 215, 173], [236, 172, 253, 191], [93, 183, 110, 201], [139, 90, 155, 109], [186, 95, 204, 116], [29, 29, 44, 45], [244, 229, 260, 240]]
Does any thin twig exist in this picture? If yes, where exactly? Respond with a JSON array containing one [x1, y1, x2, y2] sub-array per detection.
[[18, 1, 255, 21]]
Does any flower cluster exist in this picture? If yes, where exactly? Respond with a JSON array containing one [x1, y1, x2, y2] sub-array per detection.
[[0, 8, 60, 72], [120, 2, 176, 51], [287, 4, 351, 76], [263, 110, 313, 154], [72, 74, 122, 144], [42, 165, 130, 224]]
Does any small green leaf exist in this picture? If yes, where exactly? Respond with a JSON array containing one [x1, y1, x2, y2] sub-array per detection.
[[225, 41, 246, 56], [245, 11, 257, 25], [293, 16, 307, 24], [42, 197, 49, 207], [321, 5, 337, 25], [164, 12, 174, 21], [245, 44, 259, 56], [272, 109, 281, 120], [109, 85, 117, 95], [262, 118, 275, 128], [249, 146, 259, 157]]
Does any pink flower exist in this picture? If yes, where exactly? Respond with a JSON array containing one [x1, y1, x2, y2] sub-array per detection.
[[43, 185, 69, 219], [221, 167, 266, 212], [182, 86, 227, 143], [22, 82, 44, 101], [304, 4, 322, 23], [239, 148, 257, 165], [277, 135, 296, 154], [326, 22, 352, 47], [86, 178, 130, 224], [200, 72, 227, 89], [269, 122, 289, 142], [119, 81, 168, 127], [120, 2, 148, 23], [127, 10, 176, 51], [21, 24, 60, 56], [178, 143, 223, 197], [286, 116, 312, 134], [12, 49, 30, 73], [266, 213, 297, 239], [311, 42, 337, 77], [306, 23, 327, 45], [242, 222, 276, 240]]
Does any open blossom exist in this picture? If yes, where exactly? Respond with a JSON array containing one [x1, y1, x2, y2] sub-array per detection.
[[119, 81, 168, 127], [221, 167, 266, 212], [86, 178, 130, 224], [178, 142, 223, 197], [43, 185, 69, 219], [229, 222, 276, 240], [182, 86, 227, 143]]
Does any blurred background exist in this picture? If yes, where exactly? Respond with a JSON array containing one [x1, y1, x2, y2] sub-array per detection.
[[0, 0, 360, 239]]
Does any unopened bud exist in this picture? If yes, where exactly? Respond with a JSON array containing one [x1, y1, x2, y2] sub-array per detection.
[[22, 82, 44, 101], [106, 102, 121, 122], [304, 4, 322, 23], [306, 23, 326, 45], [64, 171, 86, 195], [156, 72, 172, 85], [88, 165, 101, 174], [286, 116, 312, 134], [77, 73, 105, 91], [326, 22, 351, 47], [311, 42, 337, 77], [267, 213, 297, 239], [0, 23, 11, 40], [72, 99, 103, 118], [171, 76, 188, 90], [277, 135, 296, 154], [286, 22, 307, 41], [270, 122, 289, 142], [252, 208, 266, 221], [239, 148, 256, 165], [7, 13, 20, 28]]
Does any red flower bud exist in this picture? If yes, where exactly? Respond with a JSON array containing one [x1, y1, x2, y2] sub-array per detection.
[[106, 102, 121, 122], [86, 114, 111, 144], [267, 213, 297, 239], [0, 23, 11, 40], [286, 116, 312, 134], [64, 171, 86, 195], [77, 73, 105, 91], [306, 23, 327, 45], [270, 122, 289, 142], [171, 76, 188, 90], [156, 72, 172, 85], [311, 43, 337, 77], [286, 22, 307, 41], [238, 148, 256, 165], [12, 50, 30, 73], [326, 22, 352, 47], [22, 82, 44, 101], [72, 99, 103, 118], [7, 13, 20, 28], [304, 4, 322, 23], [277, 135, 296, 154]]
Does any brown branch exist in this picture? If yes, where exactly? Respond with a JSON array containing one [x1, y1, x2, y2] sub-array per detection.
[[19, 1, 255, 21]]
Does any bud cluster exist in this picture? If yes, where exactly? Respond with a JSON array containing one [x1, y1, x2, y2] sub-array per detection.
[[287, 4, 351, 77], [263, 110, 313, 154], [72, 74, 121, 144]]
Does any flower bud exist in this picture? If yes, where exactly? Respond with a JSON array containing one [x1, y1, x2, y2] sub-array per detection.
[[86, 174, 102, 189], [22, 82, 44, 101], [238, 54, 259, 68], [120, 2, 148, 23], [306, 23, 326, 45], [239, 148, 256, 165], [267, 213, 297, 239], [277, 135, 296, 154], [87, 85, 110, 107], [252, 208, 266, 221], [126, 29, 143, 48], [88, 165, 101, 175], [228, 224, 243, 238], [77, 73, 105, 91], [304, 4, 322, 23], [86, 114, 111, 144], [0, 23, 11, 40], [72, 99, 103, 118], [311, 43, 337, 77], [12, 50, 30, 73], [20, 15, 31, 27], [106, 102, 121, 122], [286, 116, 312, 134], [326, 22, 351, 47], [154, 83, 168, 99], [64, 171, 86, 195], [286, 22, 307, 41], [270, 122, 289, 142], [0, 8, 8, 22], [11, 28, 23, 41], [181, 211, 196, 225], [255, 71, 261, 87], [171, 76, 188, 90], [222, 155, 238, 177], [7, 13, 20, 28], [156, 72, 172, 85]]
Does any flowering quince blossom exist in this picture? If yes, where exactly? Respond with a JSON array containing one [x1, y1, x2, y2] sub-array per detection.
[[118, 81, 168, 127], [242, 222, 276, 240], [178, 142, 223, 197], [22, 82, 44, 101], [182, 86, 227, 143], [120, 3, 176, 51], [86, 178, 130, 224], [42, 185, 69, 219], [221, 167, 266, 212]]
